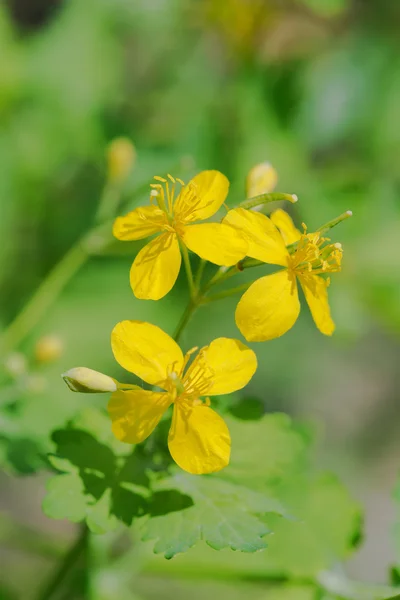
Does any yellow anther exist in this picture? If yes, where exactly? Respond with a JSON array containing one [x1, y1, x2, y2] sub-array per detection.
[[176, 178, 185, 186], [167, 174, 176, 183], [154, 175, 167, 182], [186, 346, 199, 356]]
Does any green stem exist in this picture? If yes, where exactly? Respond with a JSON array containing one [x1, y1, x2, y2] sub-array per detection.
[[180, 243, 195, 300], [200, 281, 254, 304], [94, 182, 121, 224], [173, 299, 197, 343], [0, 241, 88, 353], [173, 259, 271, 341], [36, 525, 88, 600], [317, 210, 353, 235], [194, 259, 206, 294], [239, 192, 298, 210], [202, 265, 239, 294]]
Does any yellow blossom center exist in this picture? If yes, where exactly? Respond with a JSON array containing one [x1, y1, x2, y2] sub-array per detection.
[[288, 228, 342, 276], [150, 174, 184, 218], [165, 347, 214, 407]]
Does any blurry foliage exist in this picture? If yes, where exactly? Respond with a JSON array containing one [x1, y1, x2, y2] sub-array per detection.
[[0, 0, 400, 598]]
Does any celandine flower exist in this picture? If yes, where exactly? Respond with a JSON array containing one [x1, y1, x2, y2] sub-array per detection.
[[224, 208, 344, 341], [108, 321, 257, 474], [246, 161, 278, 199], [113, 171, 247, 300]]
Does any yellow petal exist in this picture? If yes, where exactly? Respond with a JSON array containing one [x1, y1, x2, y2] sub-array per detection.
[[111, 320, 184, 386], [108, 389, 171, 444], [168, 403, 231, 474], [236, 269, 300, 342], [246, 162, 278, 198], [180, 223, 247, 266], [113, 205, 167, 240], [174, 170, 229, 222], [223, 208, 289, 267], [299, 274, 335, 336], [270, 209, 301, 245], [185, 338, 257, 396], [130, 232, 181, 300]]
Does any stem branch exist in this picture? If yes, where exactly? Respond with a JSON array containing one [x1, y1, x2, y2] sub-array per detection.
[[180, 244, 195, 300], [0, 242, 88, 353], [36, 525, 88, 600]]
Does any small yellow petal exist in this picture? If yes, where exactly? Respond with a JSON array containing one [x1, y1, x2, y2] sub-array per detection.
[[270, 209, 301, 245], [223, 208, 289, 267], [111, 320, 184, 386], [107, 137, 136, 183], [108, 390, 171, 444], [236, 270, 300, 342], [130, 232, 181, 300], [113, 206, 167, 241], [180, 223, 247, 266], [246, 162, 278, 198], [168, 403, 230, 474], [174, 170, 229, 222], [186, 338, 257, 396], [298, 274, 335, 336]]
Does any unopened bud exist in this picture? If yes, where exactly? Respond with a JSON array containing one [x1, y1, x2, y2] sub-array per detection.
[[246, 162, 278, 199], [35, 335, 63, 364], [3, 352, 27, 378], [62, 367, 117, 393], [107, 137, 136, 183]]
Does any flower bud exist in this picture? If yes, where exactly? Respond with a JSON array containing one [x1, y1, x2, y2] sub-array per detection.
[[62, 367, 117, 393], [107, 137, 136, 183], [35, 335, 63, 364], [246, 162, 278, 198], [3, 352, 27, 378]]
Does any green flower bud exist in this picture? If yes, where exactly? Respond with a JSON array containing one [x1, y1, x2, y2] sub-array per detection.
[[62, 367, 117, 393]]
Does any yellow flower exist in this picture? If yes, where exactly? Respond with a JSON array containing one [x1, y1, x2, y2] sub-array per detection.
[[108, 320, 257, 474], [107, 137, 136, 183], [246, 162, 278, 199], [223, 208, 343, 341], [113, 171, 247, 300]]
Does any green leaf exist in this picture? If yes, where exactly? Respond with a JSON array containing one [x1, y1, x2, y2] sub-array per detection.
[[43, 408, 151, 534], [223, 413, 311, 489], [43, 473, 88, 523], [263, 473, 362, 577], [141, 471, 283, 559], [139, 413, 309, 559]]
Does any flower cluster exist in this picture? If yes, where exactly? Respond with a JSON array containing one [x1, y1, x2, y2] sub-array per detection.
[[63, 161, 350, 475]]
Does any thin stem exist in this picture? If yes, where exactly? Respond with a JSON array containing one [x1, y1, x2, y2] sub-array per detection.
[[194, 259, 206, 294], [317, 210, 353, 235], [0, 242, 88, 353], [173, 260, 270, 341], [94, 182, 121, 224], [202, 265, 239, 294], [239, 192, 298, 210], [36, 525, 88, 600], [173, 300, 196, 343], [180, 243, 195, 300], [200, 281, 254, 304]]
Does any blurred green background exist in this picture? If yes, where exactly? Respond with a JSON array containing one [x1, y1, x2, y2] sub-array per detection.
[[0, 0, 400, 598]]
